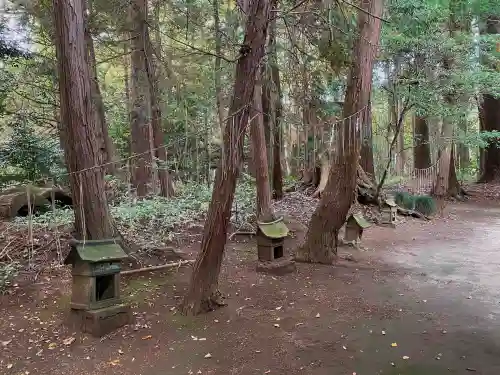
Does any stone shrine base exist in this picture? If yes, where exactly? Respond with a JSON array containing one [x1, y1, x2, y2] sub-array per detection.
[[256, 257, 296, 276]]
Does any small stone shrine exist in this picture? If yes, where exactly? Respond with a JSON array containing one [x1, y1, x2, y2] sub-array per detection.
[[256, 217, 296, 275], [344, 213, 371, 245], [380, 198, 397, 228], [64, 239, 132, 337]]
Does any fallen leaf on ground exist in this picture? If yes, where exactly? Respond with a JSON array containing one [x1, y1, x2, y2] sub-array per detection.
[[1, 340, 12, 347], [62, 337, 75, 346], [198, 338, 206, 341], [403, 356, 410, 360], [276, 306, 282, 310], [109, 359, 120, 366], [391, 343, 398, 347], [48, 343, 57, 350], [7, 364, 13, 369], [118, 349, 124, 355], [141, 335, 152, 340], [204, 353, 212, 358]]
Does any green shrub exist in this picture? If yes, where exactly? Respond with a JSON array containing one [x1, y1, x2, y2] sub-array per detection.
[[414, 195, 436, 216], [394, 191, 415, 210]]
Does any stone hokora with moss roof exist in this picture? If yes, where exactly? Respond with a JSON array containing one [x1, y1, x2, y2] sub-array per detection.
[[64, 239, 133, 337], [344, 213, 372, 245], [256, 217, 296, 275]]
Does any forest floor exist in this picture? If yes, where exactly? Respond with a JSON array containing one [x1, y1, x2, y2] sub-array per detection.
[[2, 187, 500, 375]]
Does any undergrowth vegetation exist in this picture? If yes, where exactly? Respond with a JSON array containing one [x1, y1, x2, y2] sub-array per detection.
[[11, 179, 257, 246]]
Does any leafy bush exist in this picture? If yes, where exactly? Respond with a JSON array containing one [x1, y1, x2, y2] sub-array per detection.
[[0, 116, 64, 185]]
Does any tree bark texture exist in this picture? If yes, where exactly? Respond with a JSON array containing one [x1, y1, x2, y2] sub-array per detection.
[[251, 71, 274, 222], [129, 0, 152, 197], [181, 0, 271, 315], [83, 0, 118, 176], [296, 0, 383, 263], [360, 100, 375, 177], [53, 0, 113, 240], [413, 114, 432, 169]]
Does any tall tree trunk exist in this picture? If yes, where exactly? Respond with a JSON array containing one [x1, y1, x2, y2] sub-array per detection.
[[129, 0, 152, 197], [413, 114, 431, 169], [360, 100, 375, 177], [213, 0, 225, 137], [478, 16, 500, 181], [448, 145, 461, 196], [181, 0, 271, 316], [271, 68, 283, 200], [296, 0, 383, 263], [390, 57, 405, 174], [433, 0, 463, 197], [83, 0, 118, 175], [145, 8, 174, 197], [251, 71, 274, 221], [53, 0, 113, 240]]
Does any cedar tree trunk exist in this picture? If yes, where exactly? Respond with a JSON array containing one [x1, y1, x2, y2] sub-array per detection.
[[251, 71, 274, 222], [53, 0, 113, 240], [478, 16, 500, 182], [360, 100, 375, 177], [84, 0, 118, 175], [180, 0, 271, 315], [413, 114, 432, 169], [296, 0, 383, 263], [145, 31, 175, 197], [129, 0, 152, 197]]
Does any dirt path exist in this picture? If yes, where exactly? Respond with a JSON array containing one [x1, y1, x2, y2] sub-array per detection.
[[2, 201, 500, 375]]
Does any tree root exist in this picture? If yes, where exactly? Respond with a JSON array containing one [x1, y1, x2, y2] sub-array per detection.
[[294, 245, 337, 265], [181, 290, 227, 316]]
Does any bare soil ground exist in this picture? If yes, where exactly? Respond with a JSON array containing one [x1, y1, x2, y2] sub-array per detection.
[[2, 193, 500, 375]]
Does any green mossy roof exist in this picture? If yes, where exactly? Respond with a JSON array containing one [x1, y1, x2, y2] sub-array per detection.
[[257, 217, 289, 239], [64, 239, 128, 264], [349, 213, 372, 229]]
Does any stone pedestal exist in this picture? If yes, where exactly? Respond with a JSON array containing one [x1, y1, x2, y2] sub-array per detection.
[[70, 303, 133, 337], [256, 257, 296, 275]]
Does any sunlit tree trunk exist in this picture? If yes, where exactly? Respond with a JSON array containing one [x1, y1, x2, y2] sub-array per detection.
[[296, 0, 383, 263], [181, 0, 271, 315], [53, 0, 113, 239]]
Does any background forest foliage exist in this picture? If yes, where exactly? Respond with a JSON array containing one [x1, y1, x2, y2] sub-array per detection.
[[0, 0, 499, 223]]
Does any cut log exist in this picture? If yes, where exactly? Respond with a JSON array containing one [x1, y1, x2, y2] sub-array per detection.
[[0, 185, 72, 219]]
